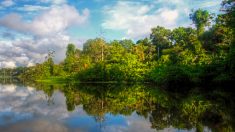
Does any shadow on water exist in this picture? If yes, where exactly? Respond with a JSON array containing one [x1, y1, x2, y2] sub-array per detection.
[[0, 79, 234, 132]]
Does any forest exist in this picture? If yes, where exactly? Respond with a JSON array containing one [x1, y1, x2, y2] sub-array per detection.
[[2, 0, 235, 87]]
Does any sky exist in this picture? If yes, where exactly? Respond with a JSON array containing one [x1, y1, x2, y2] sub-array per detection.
[[0, 0, 222, 68]]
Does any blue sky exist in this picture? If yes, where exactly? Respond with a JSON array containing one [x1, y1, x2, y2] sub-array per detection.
[[0, 0, 222, 68]]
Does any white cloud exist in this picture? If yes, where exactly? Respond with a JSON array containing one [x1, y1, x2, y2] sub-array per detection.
[[17, 5, 50, 12], [0, 33, 72, 67], [102, 1, 180, 39], [0, 5, 89, 37], [160, 9, 178, 22], [40, 0, 66, 5], [0, 4, 89, 67], [52, 0, 66, 5], [0, 61, 16, 68], [102, 0, 222, 39], [1, 0, 14, 7]]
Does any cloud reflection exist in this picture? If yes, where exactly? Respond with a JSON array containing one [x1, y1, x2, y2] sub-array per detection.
[[0, 83, 191, 132]]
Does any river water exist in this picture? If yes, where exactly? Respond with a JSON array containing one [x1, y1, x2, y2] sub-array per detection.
[[0, 82, 234, 132]]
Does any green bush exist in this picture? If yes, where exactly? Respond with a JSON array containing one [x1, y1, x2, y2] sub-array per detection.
[[76, 63, 106, 82], [149, 65, 190, 86]]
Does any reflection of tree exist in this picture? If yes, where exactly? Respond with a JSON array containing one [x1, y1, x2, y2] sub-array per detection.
[[201, 90, 235, 132], [45, 85, 55, 105], [180, 95, 212, 126], [150, 105, 171, 130], [63, 84, 76, 111], [28, 82, 235, 131], [35, 84, 55, 105]]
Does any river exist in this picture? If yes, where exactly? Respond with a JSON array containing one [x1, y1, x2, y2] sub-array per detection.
[[0, 82, 234, 132]]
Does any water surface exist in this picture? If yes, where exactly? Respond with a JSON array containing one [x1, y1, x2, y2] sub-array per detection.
[[0, 82, 234, 132]]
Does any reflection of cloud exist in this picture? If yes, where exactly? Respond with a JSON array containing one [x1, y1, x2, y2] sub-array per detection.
[[0, 84, 91, 131], [102, 112, 156, 132], [0, 112, 32, 126], [0, 85, 70, 121], [0, 84, 199, 131], [0, 84, 157, 131], [0, 119, 69, 132], [0, 84, 16, 92]]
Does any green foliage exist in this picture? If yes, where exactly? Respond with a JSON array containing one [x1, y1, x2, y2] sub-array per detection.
[[83, 38, 107, 62], [76, 63, 106, 82], [149, 65, 190, 86], [18, 4, 235, 86], [190, 9, 213, 35], [150, 26, 172, 59], [27, 83, 234, 131], [119, 39, 134, 51], [180, 95, 212, 125], [66, 43, 76, 57], [172, 27, 196, 49], [64, 43, 77, 73]]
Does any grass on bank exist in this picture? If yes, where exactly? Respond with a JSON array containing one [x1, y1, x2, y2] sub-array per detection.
[[36, 76, 74, 84]]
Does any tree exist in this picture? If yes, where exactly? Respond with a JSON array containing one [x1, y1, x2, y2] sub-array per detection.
[[200, 22, 233, 54], [66, 43, 76, 57], [135, 38, 156, 62], [119, 39, 134, 52], [106, 40, 126, 64], [220, 0, 235, 74], [83, 38, 107, 62], [172, 27, 196, 49], [64, 44, 77, 73], [45, 50, 55, 76], [190, 9, 213, 35], [150, 26, 172, 59]]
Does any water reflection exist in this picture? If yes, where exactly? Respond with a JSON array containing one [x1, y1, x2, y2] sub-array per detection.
[[0, 82, 234, 132]]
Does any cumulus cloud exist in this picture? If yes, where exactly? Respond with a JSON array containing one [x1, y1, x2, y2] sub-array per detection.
[[0, 5, 89, 37], [0, 4, 89, 67], [0, 33, 72, 67], [0, 33, 84, 67], [102, 1, 180, 38], [0, 61, 16, 68], [102, 0, 221, 39]]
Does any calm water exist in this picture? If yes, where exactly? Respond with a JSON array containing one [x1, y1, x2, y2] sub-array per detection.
[[0, 82, 234, 132]]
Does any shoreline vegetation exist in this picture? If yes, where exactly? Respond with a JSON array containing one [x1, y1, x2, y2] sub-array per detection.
[[1, 2, 235, 89]]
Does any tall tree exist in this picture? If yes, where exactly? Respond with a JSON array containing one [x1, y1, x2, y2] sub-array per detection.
[[83, 38, 107, 62], [150, 26, 172, 59], [136, 38, 156, 62], [190, 9, 213, 35], [119, 39, 134, 52], [66, 43, 76, 57], [45, 50, 55, 76], [64, 44, 77, 73], [221, 0, 235, 73]]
